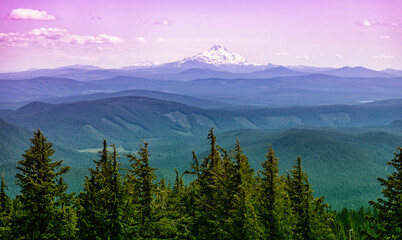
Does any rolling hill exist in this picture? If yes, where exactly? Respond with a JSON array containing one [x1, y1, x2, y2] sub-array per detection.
[[4, 96, 402, 152]]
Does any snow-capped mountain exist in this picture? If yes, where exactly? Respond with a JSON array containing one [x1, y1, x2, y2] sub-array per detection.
[[155, 45, 268, 73], [179, 45, 253, 66]]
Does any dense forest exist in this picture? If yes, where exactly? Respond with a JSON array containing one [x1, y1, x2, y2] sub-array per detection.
[[0, 129, 401, 239]]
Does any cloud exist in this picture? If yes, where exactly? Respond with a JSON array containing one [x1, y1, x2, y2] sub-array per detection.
[[143, 18, 172, 26], [372, 54, 395, 59], [91, 16, 103, 20], [335, 54, 342, 58], [157, 38, 165, 43], [0, 28, 123, 48], [69, 34, 123, 44], [8, 8, 56, 20], [379, 35, 391, 39], [361, 19, 373, 27], [360, 19, 399, 28], [136, 37, 147, 43], [295, 55, 309, 60], [275, 52, 288, 56]]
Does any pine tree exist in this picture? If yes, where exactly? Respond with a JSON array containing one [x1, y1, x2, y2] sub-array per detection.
[[287, 157, 335, 240], [228, 138, 260, 239], [259, 145, 294, 239], [77, 140, 125, 239], [196, 128, 231, 239], [367, 147, 402, 239], [126, 141, 157, 238], [179, 152, 202, 239], [14, 129, 72, 239], [287, 157, 309, 240], [53, 176, 77, 239]]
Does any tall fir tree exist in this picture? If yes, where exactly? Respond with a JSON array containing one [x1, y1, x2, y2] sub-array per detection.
[[77, 140, 125, 240], [126, 141, 157, 238], [287, 157, 335, 240], [14, 129, 72, 240], [259, 145, 294, 240], [228, 138, 260, 239], [367, 147, 402, 239], [287, 157, 313, 240], [180, 152, 202, 239], [196, 128, 231, 239]]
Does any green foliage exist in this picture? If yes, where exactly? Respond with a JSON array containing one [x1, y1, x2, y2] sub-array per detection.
[[13, 129, 72, 240], [77, 140, 126, 239], [331, 207, 380, 240], [126, 141, 158, 238], [287, 157, 335, 240], [0, 173, 11, 238], [227, 139, 261, 239], [259, 145, 294, 239], [367, 147, 402, 239], [2, 128, 399, 239]]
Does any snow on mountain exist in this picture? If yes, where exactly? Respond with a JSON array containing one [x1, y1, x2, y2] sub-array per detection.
[[178, 45, 253, 66]]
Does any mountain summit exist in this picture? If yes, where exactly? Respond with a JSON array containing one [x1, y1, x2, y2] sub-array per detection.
[[179, 45, 253, 66]]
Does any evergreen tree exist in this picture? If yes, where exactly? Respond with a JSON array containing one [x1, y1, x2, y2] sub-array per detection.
[[228, 138, 260, 239], [179, 152, 202, 239], [77, 140, 125, 240], [287, 157, 335, 240], [259, 145, 294, 239], [367, 147, 402, 239], [14, 129, 72, 239], [195, 128, 231, 239], [287, 157, 311, 240], [126, 141, 157, 238]]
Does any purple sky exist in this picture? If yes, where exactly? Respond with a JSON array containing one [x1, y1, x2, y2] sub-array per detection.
[[0, 0, 401, 72]]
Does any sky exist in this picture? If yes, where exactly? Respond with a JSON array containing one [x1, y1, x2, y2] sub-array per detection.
[[0, 0, 401, 72]]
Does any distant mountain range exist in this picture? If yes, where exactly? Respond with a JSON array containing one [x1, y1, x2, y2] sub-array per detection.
[[2, 73, 402, 110], [0, 45, 400, 81]]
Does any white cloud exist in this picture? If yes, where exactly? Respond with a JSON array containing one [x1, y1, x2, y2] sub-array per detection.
[[8, 8, 56, 20], [335, 54, 342, 58], [69, 34, 123, 44], [275, 52, 288, 56], [379, 35, 391, 39], [362, 19, 373, 27], [136, 37, 147, 43], [361, 19, 400, 28], [295, 55, 309, 60], [157, 38, 165, 43], [372, 54, 395, 59], [0, 28, 123, 48]]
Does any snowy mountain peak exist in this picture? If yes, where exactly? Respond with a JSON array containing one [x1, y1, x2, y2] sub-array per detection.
[[180, 45, 253, 66]]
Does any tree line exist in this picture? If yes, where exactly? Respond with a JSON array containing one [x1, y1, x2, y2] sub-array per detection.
[[0, 128, 401, 239]]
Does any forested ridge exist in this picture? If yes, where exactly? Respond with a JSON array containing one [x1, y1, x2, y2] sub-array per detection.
[[0, 129, 401, 239]]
